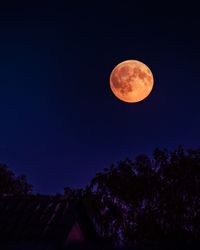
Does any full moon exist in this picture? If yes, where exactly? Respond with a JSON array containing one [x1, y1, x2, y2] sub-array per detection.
[[110, 60, 154, 103]]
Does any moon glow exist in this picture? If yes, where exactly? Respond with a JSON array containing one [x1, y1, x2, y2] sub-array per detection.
[[110, 60, 154, 103]]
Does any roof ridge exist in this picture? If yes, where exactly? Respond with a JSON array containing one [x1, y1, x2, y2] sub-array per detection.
[[0, 195, 70, 201]]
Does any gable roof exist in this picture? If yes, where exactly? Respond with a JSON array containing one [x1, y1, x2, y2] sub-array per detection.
[[0, 195, 98, 247]]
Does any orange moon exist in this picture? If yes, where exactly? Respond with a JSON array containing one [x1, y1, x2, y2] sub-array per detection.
[[110, 60, 154, 103]]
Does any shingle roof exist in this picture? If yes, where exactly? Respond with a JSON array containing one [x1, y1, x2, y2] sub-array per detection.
[[0, 195, 98, 247]]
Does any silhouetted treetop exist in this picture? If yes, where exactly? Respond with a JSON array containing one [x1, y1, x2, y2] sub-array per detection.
[[86, 146, 200, 246], [0, 163, 32, 196]]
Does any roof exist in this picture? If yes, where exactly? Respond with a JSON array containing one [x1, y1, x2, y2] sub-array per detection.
[[0, 195, 98, 247]]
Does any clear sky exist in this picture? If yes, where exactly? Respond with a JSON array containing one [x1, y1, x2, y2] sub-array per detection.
[[0, 1, 199, 194]]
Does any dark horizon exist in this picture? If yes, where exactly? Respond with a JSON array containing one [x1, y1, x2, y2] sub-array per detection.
[[0, 1, 200, 194]]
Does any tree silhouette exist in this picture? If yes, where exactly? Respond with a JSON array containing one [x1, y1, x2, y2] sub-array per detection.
[[0, 163, 32, 196], [85, 147, 200, 247]]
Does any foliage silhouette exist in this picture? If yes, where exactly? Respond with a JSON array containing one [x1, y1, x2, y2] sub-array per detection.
[[80, 146, 200, 247], [0, 163, 32, 196], [1, 146, 200, 247]]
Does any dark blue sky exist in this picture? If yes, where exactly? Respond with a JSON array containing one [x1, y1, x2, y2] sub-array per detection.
[[0, 1, 199, 194]]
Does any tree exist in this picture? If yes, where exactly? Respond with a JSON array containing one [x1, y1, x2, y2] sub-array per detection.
[[64, 186, 84, 200], [87, 147, 200, 247], [0, 163, 32, 196]]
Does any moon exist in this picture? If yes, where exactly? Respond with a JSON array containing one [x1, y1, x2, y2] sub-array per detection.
[[110, 60, 154, 103]]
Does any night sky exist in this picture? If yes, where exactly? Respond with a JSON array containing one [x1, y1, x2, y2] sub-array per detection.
[[0, 1, 199, 194]]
